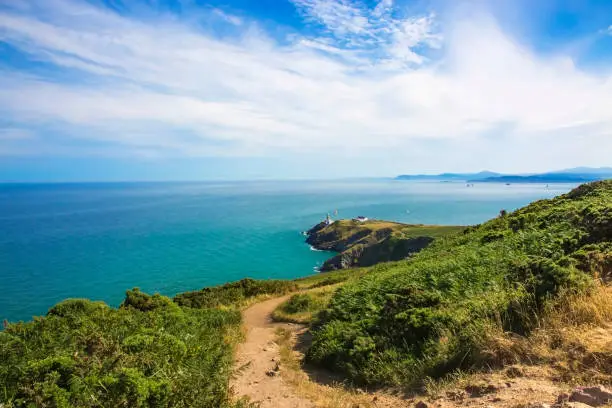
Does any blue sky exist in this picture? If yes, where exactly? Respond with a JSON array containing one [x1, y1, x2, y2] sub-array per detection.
[[0, 0, 611, 181]]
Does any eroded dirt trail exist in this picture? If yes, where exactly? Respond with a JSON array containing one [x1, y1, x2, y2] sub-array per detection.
[[231, 296, 315, 408], [231, 295, 599, 408]]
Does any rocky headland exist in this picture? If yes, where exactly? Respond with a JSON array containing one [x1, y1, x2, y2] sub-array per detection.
[[305, 218, 463, 271]]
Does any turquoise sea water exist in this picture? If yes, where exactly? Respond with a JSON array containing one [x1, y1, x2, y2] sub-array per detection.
[[0, 179, 576, 322]]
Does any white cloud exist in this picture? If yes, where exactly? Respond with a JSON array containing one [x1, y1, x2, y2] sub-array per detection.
[[291, 0, 441, 66], [292, 0, 369, 36], [211, 8, 243, 26], [0, 0, 611, 173]]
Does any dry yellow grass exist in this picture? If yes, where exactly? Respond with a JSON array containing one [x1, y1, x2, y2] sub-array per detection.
[[544, 284, 612, 328], [274, 327, 409, 408], [477, 284, 612, 385]]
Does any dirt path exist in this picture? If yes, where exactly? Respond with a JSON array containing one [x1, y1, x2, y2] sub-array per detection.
[[232, 296, 315, 407], [231, 295, 590, 408], [232, 296, 411, 408]]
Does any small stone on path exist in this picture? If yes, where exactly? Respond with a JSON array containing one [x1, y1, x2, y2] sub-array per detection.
[[415, 400, 428, 408]]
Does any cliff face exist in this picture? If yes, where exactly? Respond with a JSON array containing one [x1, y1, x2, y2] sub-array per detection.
[[306, 220, 462, 272]]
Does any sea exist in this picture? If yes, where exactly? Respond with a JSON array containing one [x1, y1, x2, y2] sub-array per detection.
[[0, 179, 577, 322]]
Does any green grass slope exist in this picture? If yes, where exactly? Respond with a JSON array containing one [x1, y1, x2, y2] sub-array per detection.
[[307, 180, 612, 387]]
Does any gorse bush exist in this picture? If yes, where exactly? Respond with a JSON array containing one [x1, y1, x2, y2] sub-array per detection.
[[273, 290, 337, 325], [281, 293, 314, 314], [174, 278, 298, 309], [122, 288, 177, 311], [0, 290, 241, 407], [307, 180, 612, 387]]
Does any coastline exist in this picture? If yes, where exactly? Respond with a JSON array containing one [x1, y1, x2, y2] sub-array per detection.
[[0, 180, 574, 323]]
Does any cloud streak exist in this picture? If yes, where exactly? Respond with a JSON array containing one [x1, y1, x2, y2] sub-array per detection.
[[291, 0, 441, 66], [0, 0, 611, 173]]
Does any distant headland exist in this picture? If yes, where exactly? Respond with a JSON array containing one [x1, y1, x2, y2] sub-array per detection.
[[304, 217, 464, 271], [395, 166, 612, 183]]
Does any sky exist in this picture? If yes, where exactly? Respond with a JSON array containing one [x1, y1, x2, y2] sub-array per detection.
[[0, 0, 611, 181]]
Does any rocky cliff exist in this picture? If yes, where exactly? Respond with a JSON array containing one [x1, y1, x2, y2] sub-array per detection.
[[305, 219, 463, 272]]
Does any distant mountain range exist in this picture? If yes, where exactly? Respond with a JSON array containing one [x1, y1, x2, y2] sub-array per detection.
[[395, 171, 501, 181], [395, 167, 612, 183]]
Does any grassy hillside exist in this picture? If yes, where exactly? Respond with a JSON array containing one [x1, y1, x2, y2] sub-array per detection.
[[307, 180, 612, 387], [306, 219, 464, 271]]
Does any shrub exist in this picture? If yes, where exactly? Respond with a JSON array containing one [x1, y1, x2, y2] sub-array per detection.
[[0, 290, 242, 407], [273, 289, 337, 325], [122, 288, 178, 311], [174, 278, 297, 309], [48, 298, 108, 317], [281, 293, 313, 314]]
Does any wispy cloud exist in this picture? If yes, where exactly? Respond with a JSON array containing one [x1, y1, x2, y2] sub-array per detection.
[[291, 0, 441, 66], [0, 0, 611, 172], [211, 8, 243, 26]]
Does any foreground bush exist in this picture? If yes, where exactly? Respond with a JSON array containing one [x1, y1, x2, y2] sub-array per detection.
[[307, 180, 612, 387], [0, 290, 241, 407]]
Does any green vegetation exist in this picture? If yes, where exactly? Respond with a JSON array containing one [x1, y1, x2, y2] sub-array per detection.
[[174, 278, 297, 309], [0, 276, 329, 407], [394, 224, 468, 239], [0, 289, 242, 407], [273, 268, 379, 324], [272, 288, 337, 324], [294, 267, 369, 289], [307, 180, 612, 388]]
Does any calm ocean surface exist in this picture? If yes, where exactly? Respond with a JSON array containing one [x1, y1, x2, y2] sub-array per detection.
[[0, 179, 576, 322]]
